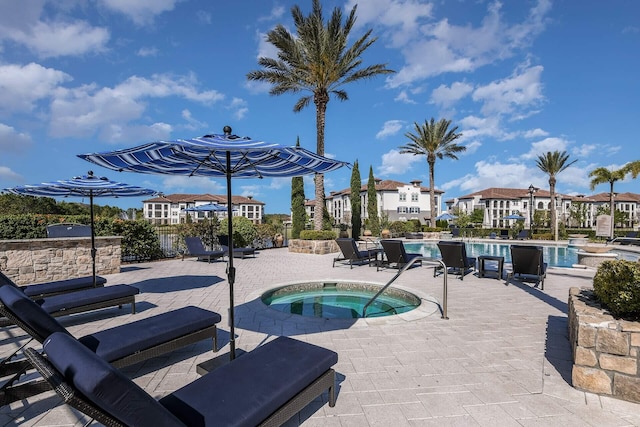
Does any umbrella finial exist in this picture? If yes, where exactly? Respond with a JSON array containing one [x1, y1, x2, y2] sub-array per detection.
[[223, 125, 232, 136]]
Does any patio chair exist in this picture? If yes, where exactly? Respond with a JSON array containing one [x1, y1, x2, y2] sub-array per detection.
[[507, 245, 547, 289], [451, 228, 461, 238], [332, 238, 381, 268], [218, 235, 256, 258], [45, 223, 92, 238], [0, 284, 220, 406], [24, 332, 337, 427], [499, 229, 510, 239], [378, 239, 422, 271], [618, 231, 639, 246], [184, 237, 226, 263], [434, 241, 476, 280], [0, 270, 107, 299], [516, 229, 530, 240]]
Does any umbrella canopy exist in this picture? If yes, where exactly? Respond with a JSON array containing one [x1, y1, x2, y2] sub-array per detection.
[[184, 203, 228, 213], [5, 171, 157, 286], [502, 214, 526, 220], [435, 212, 457, 221], [79, 126, 349, 360]]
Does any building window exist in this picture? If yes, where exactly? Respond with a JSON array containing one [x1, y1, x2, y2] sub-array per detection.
[[411, 193, 418, 202], [397, 206, 408, 214], [409, 206, 420, 213], [399, 193, 406, 202]]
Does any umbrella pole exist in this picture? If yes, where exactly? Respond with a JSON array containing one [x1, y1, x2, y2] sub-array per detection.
[[90, 193, 97, 287], [225, 152, 236, 361]]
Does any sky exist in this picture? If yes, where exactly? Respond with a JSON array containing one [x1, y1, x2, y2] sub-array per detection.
[[1, 0, 639, 214]]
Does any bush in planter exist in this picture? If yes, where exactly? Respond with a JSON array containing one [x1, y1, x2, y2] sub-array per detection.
[[593, 260, 640, 320], [299, 230, 337, 240]]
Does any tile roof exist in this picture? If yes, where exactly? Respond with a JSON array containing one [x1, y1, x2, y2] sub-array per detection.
[[143, 193, 264, 205], [329, 179, 442, 197]]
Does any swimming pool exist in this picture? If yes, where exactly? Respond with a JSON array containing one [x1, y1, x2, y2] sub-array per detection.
[[403, 241, 637, 268], [261, 281, 421, 319]]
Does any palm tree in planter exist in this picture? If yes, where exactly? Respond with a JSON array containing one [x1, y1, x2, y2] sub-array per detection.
[[247, 0, 394, 230], [399, 118, 465, 227], [535, 150, 577, 240], [589, 166, 629, 239]]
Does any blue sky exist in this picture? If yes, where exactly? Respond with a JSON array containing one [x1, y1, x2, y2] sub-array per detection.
[[1, 0, 639, 214]]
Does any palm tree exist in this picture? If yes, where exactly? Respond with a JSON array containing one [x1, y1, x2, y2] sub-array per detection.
[[247, 0, 394, 230], [399, 118, 464, 226], [624, 160, 640, 178], [589, 166, 629, 239], [535, 151, 577, 240]]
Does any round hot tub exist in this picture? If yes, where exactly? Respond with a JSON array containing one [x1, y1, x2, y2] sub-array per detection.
[[261, 281, 422, 319]]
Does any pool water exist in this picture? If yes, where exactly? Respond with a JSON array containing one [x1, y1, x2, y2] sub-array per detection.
[[261, 282, 421, 319], [404, 241, 636, 268]]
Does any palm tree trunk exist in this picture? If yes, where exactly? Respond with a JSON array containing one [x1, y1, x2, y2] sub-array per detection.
[[609, 182, 615, 239], [428, 159, 436, 227], [313, 94, 328, 230], [549, 177, 556, 240]]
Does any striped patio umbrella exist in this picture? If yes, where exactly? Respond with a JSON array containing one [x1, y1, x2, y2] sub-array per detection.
[[79, 126, 349, 359], [5, 172, 157, 286]]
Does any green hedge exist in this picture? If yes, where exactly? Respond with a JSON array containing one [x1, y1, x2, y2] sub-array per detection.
[[299, 230, 337, 240], [593, 260, 640, 320]]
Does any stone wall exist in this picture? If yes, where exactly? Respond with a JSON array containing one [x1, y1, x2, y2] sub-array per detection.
[[568, 287, 640, 403], [288, 239, 339, 255], [0, 237, 121, 285]]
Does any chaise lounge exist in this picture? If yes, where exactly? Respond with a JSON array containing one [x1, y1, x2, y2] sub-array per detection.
[[378, 239, 422, 271], [25, 332, 338, 427], [0, 271, 107, 299], [184, 237, 226, 263], [218, 235, 256, 259], [507, 244, 547, 289], [434, 241, 476, 280], [333, 238, 381, 268]]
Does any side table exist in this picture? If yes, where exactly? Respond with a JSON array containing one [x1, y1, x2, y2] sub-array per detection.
[[478, 255, 504, 280]]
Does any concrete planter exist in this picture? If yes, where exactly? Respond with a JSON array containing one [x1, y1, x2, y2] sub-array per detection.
[[568, 287, 640, 403], [288, 239, 339, 255]]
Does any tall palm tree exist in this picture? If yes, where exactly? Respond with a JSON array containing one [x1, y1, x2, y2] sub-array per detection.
[[535, 151, 577, 240], [399, 118, 465, 226], [247, 0, 394, 230], [589, 166, 629, 239], [624, 160, 640, 178]]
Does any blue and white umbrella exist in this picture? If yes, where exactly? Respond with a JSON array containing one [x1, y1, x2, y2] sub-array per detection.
[[502, 214, 526, 220], [5, 171, 157, 286], [435, 212, 457, 221], [184, 203, 228, 213], [79, 126, 349, 359]]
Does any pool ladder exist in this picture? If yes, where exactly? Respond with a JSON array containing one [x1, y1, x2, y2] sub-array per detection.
[[362, 257, 449, 319]]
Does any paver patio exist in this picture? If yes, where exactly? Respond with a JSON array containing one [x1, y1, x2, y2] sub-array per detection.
[[2, 245, 640, 426]]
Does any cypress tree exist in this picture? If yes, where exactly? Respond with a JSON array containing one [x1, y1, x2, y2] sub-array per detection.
[[291, 138, 306, 238], [350, 160, 362, 238], [367, 165, 380, 236]]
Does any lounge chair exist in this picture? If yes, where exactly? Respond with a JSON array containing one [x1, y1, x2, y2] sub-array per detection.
[[378, 239, 422, 271], [0, 284, 221, 405], [451, 228, 461, 238], [24, 332, 337, 427], [617, 231, 639, 246], [507, 245, 547, 289], [434, 241, 476, 280], [489, 232, 497, 239], [184, 237, 226, 263], [0, 270, 107, 299], [332, 238, 381, 268], [516, 229, 530, 240], [218, 235, 256, 259], [499, 229, 510, 239]]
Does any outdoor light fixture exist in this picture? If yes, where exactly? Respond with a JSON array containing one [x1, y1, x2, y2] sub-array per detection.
[[555, 194, 563, 241], [528, 184, 536, 237]]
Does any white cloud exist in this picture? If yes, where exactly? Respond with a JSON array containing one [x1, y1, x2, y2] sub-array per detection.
[[0, 165, 22, 181], [472, 65, 544, 117], [523, 128, 549, 138], [378, 149, 421, 175], [376, 120, 405, 139], [228, 97, 248, 120], [0, 63, 71, 112], [98, 0, 183, 26], [49, 73, 224, 140], [197, 10, 212, 25], [394, 90, 416, 104], [181, 109, 207, 132], [521, 137, 570, 160], [458, 115, 517, 142], [430, 81, 474, 109], [0, 123, 32, 152], [572, 144, 597, 158], [463, 140, 482, 156], [137, 46, 158, 57], [443, 160, 546, 193], [259, 5, 286, 22], [161, 176, 224, 193]]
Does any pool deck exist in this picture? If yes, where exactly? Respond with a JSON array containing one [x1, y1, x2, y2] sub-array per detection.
[[3, 244, 640, 426]]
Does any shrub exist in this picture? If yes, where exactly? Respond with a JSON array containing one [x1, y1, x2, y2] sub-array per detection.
[[299, 230, 336, 240], [109, 219, 164, 261], [593, 260, 640, 320], [219, 216, 257, 247]]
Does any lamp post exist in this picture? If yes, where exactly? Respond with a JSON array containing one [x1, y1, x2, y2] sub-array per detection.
[[528, 184, 536, 238]]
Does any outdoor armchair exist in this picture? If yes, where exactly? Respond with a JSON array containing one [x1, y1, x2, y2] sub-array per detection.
[[184, 237, 226, 263], [25, 332, 337, 427], [378, 239, 422, 271], [507, 245, 547, 289], [434, 241, 476, 280], [333, 238, 381, 268], [0, 271, 107, 299]]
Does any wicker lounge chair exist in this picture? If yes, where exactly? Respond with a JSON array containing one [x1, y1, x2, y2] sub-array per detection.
[[507, 245, 547, 289], [516, 229, 530, 240], [0, 285, 221, 406], [218, 235, 256, 258], [184, 237, 226, 262], [333, 238, 381, 268], [0, 271, 107, 299], [434, 241, 476, 280], [378, 239, 422, 271], [24, 332, 337, 427]]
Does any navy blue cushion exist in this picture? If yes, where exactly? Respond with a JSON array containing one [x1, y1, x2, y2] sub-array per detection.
[[160, 336, 338, 427], [0, 285, 68, 340], [78, 306, 221, 362], [38, 284, 138, 313], [44, 332, 184, 427], [23, 275, 107, 297]]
